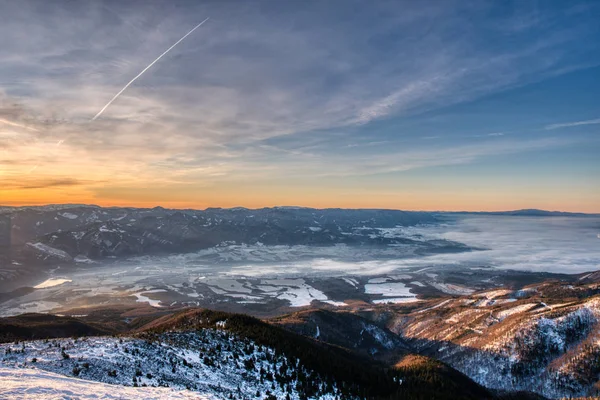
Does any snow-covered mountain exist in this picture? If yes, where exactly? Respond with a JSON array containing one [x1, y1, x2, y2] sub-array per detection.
[[2, 205, 464, 265], [1, 331, 341, 399], [385, 283, 600, 399], [4, 286, 599, 399], [1, 308, 406, 400], [273, 309, 411, 364], [269, 281, 600, 399], [0, 366, 212, 399]]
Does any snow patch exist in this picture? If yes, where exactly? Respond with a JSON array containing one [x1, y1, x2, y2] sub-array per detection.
[[34, 279, 72, 289], [59, 212, 78, 220], [342, 277, 358, 287], [27, 243, 71, 260], [0, 366, 210, 400], [430, 282, 474, 295], [365, 281, 415, 298], [496, 303, 538, 320], [132, 289, 166, 307], [373, 297, 421, 304]]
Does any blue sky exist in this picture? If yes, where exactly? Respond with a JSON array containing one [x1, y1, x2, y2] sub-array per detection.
[[0, 0, 599, 211]]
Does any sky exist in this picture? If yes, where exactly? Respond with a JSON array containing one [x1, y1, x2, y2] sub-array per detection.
[[0, 0, 599, 212]]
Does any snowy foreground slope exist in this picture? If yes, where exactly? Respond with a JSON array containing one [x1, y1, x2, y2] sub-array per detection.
[[0, 366, 212, 399], [1, 329, 341, 400]]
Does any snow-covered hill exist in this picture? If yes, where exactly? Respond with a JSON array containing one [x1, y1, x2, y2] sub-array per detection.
[[0, 365, 212, 399], [390, 288, 600, 399], [1, 328, 342, 400]]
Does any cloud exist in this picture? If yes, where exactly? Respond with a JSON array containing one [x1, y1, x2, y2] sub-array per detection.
[[0, 1, 598, 206], [354, 77, 450, 124], [469, 132, 506, 138], [545, 118, 600, 130], [377, 215, 600, 273], [3, 1, 597, 138], [174, 136, 570, 182], [303, 137, 572, 178], [1, 178, 87, 190]]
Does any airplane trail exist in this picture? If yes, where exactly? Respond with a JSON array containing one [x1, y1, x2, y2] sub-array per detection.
[[0, 118, 40, 132], [91, 17, 209, 121]]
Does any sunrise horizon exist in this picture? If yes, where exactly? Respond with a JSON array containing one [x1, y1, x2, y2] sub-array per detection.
[[1, 2, 599, 215], [2, 200, 599, 215]]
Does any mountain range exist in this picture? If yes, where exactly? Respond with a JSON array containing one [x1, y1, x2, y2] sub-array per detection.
[[1, 204, 599, 399], [2, 272, 600, 399]]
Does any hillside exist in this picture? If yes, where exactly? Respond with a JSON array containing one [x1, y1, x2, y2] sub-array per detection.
[[0, 313, 114, 343], [137, 308, 403, 399], [0, 307, 524, 400], [383, 283, 600, 398], [0, 366, 211, 399], [272, 309, 410, 364], [2, 276, 599, 399]]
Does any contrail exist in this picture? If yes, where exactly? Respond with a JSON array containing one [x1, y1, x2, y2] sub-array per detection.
[[0, 118, 40, 132], [91, 17, 209, 121]]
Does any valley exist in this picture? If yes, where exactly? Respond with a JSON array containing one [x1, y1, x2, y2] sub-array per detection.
[[1, 205, 599, 399]]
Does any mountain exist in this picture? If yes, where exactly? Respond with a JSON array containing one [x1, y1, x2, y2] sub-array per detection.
[[0, 307, 485, 400], [1, 205, 462, 265], [271, 310, 540, 400], [7, 203, 595, 269], [448, 209, 599, 217], [267, 279, 600, 399], [0, 313, 112, 343], [2, 204, 598, 398], [3, 328, 345, 399], [3, 272, 598, 398], [0, 307, 546, 400], [391, 355, 538, 400], [272, 309, 411, 363], [137, 308, 403, 398], [380, 282, 600, 399]]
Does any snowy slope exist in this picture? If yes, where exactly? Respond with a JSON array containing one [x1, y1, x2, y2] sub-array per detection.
[[396, 293, 600, 398], [1, 329, 341, 400], [0, 366, 211, 399]]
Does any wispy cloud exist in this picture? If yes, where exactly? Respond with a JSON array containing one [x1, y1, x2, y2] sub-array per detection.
[[276, 137, 573, 178], [0, 1, 598, 208], [469, 132, 506, 138], [545, 118, 600, 130], [0, 177, 86, 190]]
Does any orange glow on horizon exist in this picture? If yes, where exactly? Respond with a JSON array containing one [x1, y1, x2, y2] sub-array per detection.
[[2, 187, 598, 213]]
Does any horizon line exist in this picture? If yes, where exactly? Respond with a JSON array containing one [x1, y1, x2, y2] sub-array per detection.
[[1, 203, 598, 215]]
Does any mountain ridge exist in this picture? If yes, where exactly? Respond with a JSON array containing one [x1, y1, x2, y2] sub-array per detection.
[[0, 307, 545, 400], [2, 204, 599, 215]]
